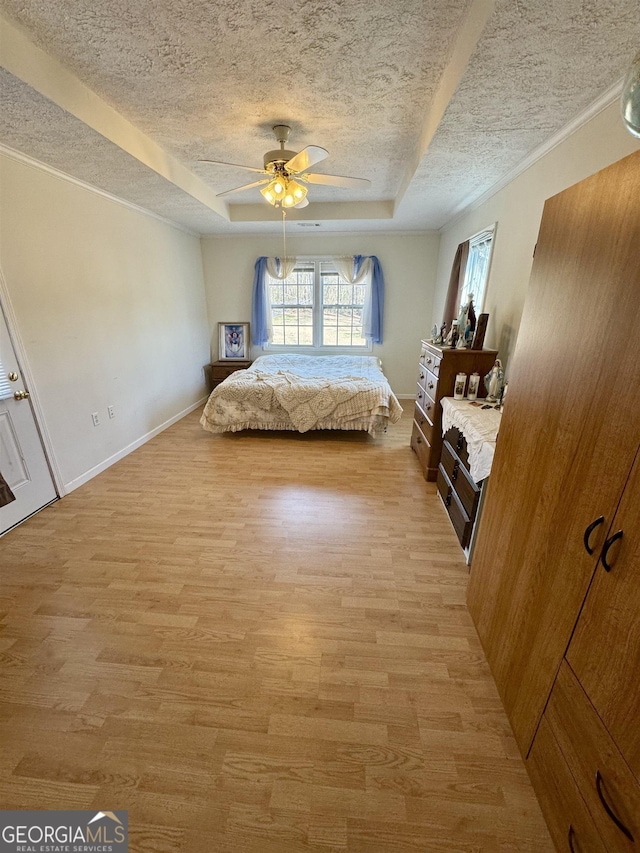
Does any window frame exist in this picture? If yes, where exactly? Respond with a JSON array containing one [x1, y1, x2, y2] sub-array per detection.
[[461, 225, 496, 315], [266, 256, 372, 353]]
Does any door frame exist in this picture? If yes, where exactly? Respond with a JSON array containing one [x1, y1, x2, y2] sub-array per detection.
[[0, 264, 64, 497]]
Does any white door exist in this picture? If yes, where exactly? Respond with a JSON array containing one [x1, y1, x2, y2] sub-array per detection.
[[0, 305, 57, 535]]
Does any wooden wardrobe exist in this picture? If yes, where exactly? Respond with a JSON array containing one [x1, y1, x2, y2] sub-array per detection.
[[467, 149, 640, 851]]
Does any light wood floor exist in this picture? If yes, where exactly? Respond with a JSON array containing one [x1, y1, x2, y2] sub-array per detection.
[[0, 408, 553, 852]]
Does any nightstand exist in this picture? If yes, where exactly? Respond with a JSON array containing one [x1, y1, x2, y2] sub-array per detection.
[[206, 360, 252, 391]]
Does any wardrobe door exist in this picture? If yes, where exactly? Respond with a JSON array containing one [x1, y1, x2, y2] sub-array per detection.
[[467, 150, 640, 756], [567, 447, 640, 782]]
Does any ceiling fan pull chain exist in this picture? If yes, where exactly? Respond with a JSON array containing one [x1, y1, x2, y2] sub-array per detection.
[[282, 209, 287, 264]]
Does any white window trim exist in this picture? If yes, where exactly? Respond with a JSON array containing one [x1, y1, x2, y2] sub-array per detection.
[[265, 256, 373, 354], [462, 223, 497, 315]]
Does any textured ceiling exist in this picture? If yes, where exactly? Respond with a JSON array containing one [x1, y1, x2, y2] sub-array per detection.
[[0, 0, 639, 234]]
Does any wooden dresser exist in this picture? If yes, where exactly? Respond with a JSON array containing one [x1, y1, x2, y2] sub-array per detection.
[[410, 341, 497, 481], [206, 360, 252, 391], [467, 150, 640, 852]]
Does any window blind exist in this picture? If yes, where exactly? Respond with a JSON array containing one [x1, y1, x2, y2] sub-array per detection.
[[0, 357, 13, 400]]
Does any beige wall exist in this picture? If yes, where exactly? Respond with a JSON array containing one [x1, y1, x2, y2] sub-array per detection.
[[201, 232, 439, 396], [0, 153, 209, 490], [432, 100, 640, 369]]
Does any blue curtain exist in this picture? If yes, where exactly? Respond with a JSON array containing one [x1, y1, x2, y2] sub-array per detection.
[[251, 256, 269, 346], [355, 254, 384, 344]]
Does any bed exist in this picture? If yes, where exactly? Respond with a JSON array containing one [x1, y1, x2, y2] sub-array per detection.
[[200, 353, 403, 436]]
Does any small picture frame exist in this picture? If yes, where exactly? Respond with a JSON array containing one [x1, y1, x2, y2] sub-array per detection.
[[218, 322, 250, 360]]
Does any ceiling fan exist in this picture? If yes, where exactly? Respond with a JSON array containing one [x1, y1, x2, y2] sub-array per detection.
[[199, 124, 371, 209]]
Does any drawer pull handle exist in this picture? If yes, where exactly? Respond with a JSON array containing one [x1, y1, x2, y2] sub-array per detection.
[[419, 372, 425, 380], [601, 530, 623, 572], [451, 462, 459, 482], [416, 435, 422, 444], [568, 825, 577, 853], [428, 382, 435, 390], [445, 490, 452, 507], [456, 435, 464, 451], [583, 515, 605, 555], [595, 770, 634, 841]]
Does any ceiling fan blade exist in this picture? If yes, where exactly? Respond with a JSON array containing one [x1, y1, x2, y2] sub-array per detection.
[[216, 179, 269, 197], [199, 159, 266, 174], [304, 173, 371, 189], [285, 146, 329, 174], [294, 198, 310, 208]]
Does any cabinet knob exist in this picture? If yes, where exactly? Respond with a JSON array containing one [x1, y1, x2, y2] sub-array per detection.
[[595, 770, 634, 840], [428, 382, 434, 390], [416, 435, 422, 444], [600, 530, 623, 573], [583, 516, 605, 555], [419, 372, 425, 380]]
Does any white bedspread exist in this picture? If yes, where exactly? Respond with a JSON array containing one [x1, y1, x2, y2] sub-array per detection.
[[201, 354, 403, 436]]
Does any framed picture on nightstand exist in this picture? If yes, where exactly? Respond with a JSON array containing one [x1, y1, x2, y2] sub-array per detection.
[[218, 322, 250, 360]]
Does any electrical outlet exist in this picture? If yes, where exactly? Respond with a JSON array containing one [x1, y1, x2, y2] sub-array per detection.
[[107, 406, 115, 419], [91, 412, 100, 427]]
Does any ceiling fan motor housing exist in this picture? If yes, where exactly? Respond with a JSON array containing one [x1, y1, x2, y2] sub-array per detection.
[[263, 149, 297, 171]]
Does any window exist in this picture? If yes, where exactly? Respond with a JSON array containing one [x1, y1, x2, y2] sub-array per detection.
[[462, 227, 495, 313], [268, 260, 368, 349], [0, 356, 12, 400]]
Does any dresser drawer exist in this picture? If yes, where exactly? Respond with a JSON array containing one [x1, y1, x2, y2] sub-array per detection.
[[546, 662, 640, 852], [443, 426, 470, 471], [440, 441, 480, 518], [415, 383, 431, 414], [528, 717, 607, 853], [437, 464, 472, 548], [209, 360, 252, 388], [420, 346, 441, 376], [411, 420, 432, 476], [413, 402, 434, 441]]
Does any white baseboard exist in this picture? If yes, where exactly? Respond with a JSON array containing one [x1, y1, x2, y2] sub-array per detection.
[[63, 397, 207, 493], [396, 394, 416, 401]]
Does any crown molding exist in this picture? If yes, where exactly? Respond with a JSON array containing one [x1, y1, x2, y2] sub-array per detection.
[[202, 228, 438, 240], [0, 143, 200, 237], [440, 77, 625, 232]]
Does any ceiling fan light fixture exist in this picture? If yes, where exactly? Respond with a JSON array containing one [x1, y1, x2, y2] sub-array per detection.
[[260, 184, 276, 204], [272, 179, 286, 200], [281, 180, 307, 208], [621, 49, 640, 138], [289, 180, 307, 201]]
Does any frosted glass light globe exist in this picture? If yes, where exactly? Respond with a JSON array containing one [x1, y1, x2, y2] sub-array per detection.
[[621, 50, 640, 138]]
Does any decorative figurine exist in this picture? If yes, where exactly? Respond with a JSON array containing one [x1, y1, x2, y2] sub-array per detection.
[[484, 358, 505, 402], [430, 324, 440, 343], [457, 293, 476, 347]]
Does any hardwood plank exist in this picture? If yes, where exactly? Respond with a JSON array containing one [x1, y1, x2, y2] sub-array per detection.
[[0, 408, 551, 850]]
